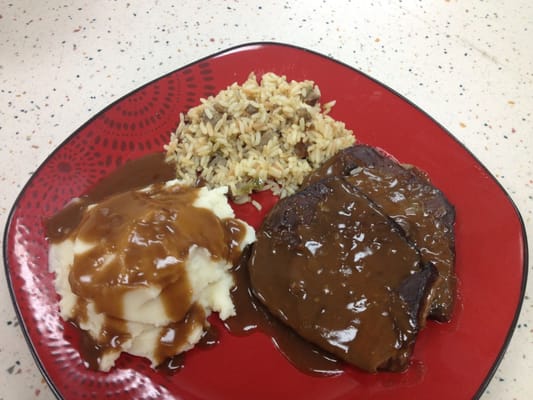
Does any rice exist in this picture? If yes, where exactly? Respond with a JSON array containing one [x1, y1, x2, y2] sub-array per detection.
[[164, 72, 355, 203]]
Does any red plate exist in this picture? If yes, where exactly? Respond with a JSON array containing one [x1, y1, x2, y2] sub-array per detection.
[[4, 42, 528, 399]]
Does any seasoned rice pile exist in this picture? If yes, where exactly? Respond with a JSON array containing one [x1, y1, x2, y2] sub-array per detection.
[[165, 72, 355, 203]]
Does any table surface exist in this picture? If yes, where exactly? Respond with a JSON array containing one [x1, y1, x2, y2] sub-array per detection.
[[1, 1, 532, 398]]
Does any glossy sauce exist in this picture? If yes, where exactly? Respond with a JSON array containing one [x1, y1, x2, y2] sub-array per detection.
[[304, 145, 456, 321], [248, 177, 437, 372], [224, 248, 343, 376], [46, 153, 248, 370], [46, 152, 176, 243], [157, 323, 220, 375], [47, 149, 442, 376]]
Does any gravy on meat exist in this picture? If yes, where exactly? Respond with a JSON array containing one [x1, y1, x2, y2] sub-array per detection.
[[247, 176, 438, 372]]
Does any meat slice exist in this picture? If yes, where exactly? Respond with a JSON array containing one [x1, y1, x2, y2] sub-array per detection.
[[248, 177, 438, 372], [303, 144, 456, 321]]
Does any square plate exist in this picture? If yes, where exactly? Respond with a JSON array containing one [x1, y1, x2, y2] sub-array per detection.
[[3, 42, 528, 400]]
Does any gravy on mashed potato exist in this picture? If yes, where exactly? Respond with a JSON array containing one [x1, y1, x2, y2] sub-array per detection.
[[46, 153, 255, 371]]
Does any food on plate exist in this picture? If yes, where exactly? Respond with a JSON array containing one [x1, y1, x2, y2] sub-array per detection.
[[165, 72, 355, 203], [303, 144, 456, 321], [48, 180, 255, 371], [46, 69, 456, 376], [225, 246, 345, 376], [248, 176, 438, 372], [246, 143, 456, 373]]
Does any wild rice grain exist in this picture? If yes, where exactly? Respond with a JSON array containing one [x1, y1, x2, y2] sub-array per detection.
[[165, 72, 355, 202]]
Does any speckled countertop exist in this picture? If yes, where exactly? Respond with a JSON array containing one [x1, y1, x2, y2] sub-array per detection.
[[1, 1, 531, 399]]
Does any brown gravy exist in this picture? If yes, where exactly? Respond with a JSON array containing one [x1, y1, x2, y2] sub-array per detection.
[[247, 177, 437, 372], [224, 248, 343, 376], [47, 150, 437, 376], [303, 144, 456, 321], [46, 152, 176, 243], [46, 152, 249, 370]]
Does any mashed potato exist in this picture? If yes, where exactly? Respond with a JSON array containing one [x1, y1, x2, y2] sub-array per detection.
[[49, 181, 255, 371]]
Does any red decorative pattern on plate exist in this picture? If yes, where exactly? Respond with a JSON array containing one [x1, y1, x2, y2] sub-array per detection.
[[4, 43, 527, 400]]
